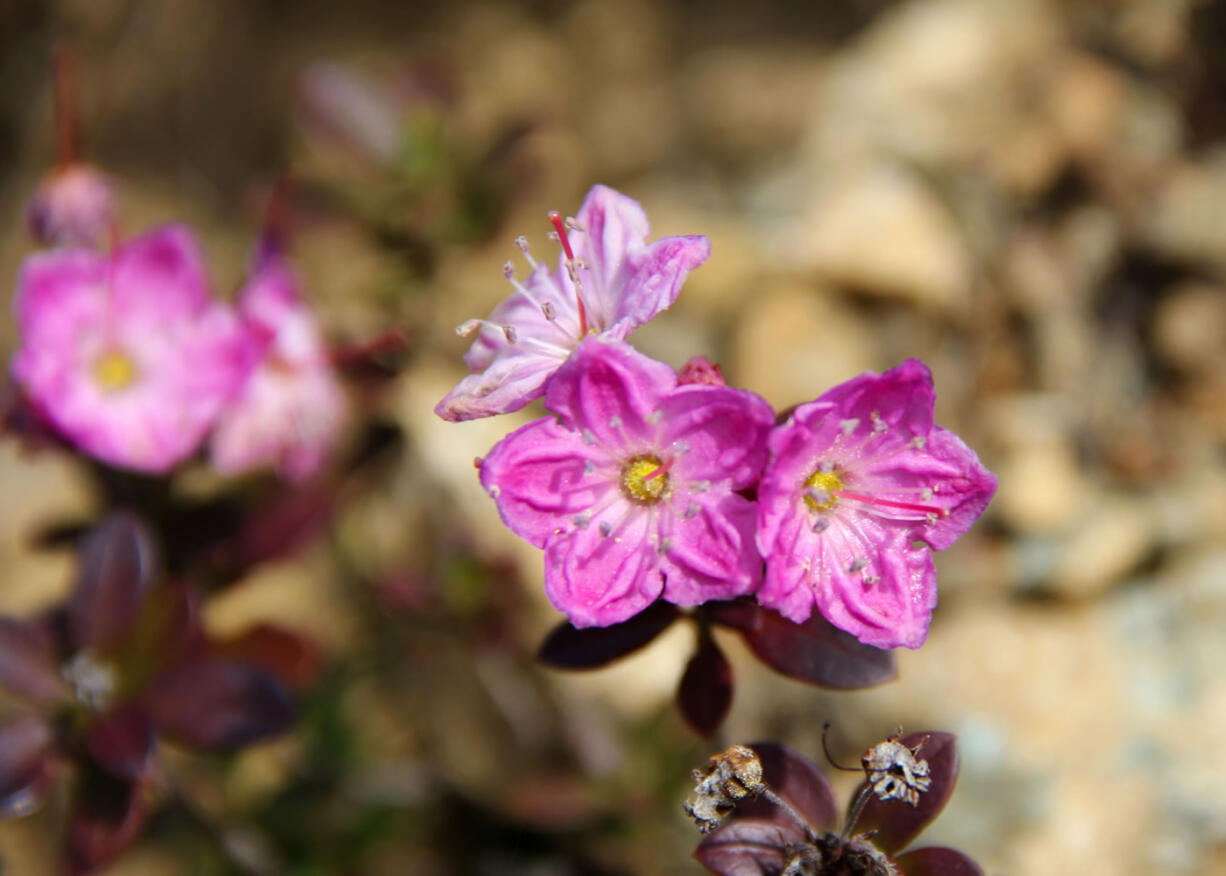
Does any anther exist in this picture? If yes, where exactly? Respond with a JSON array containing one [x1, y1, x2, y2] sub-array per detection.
[[583, 460, 596, 475], [541, 301, 555, 320], [812, 517, 830, 533], [599, 520, 612, 537], [848, 557, 869, 573], [840, 418, 860, 436], [647, 410, 662, 425], [685, 503, 701, 519], [582, 429, 596, 445], [658, 538, 674, 555], [911, 435, 927, 449], [456, 319, 481, 337], [871, 411, 888, 434], [572, 513, 590, 529], [502, 325, 518, 344], [609, 416, 622, 429], [691, 480, 710, 493], [502, 260, 515, 279]]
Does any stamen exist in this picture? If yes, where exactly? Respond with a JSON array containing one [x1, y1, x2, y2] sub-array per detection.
[[840, 418, 860, 436], [685, 503, 701, 519], [572, 513, 590, 529], [583, 460, 596, 475], [609, 416, 622, 429], [502, 324, 518, 344], [599, 520, 613, 537], [514, 235, 538, 270], [812, 517, 831, 533], [848, 558, 869, 573]]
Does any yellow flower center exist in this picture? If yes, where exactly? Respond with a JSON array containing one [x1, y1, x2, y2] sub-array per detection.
[[92, 350, 139, 393], [622, 454, 671, 505], [803, 467, 843, 512]]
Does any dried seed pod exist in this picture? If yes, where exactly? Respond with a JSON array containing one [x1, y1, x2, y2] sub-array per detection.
[[861, 732, 931, 806], [684, 744, 765, 833]]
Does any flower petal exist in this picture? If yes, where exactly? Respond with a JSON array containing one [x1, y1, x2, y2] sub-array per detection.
[[612, 233, 711, 329], [0, 715, 56, 819], [480, 416, 616, 548], [660, 493, 762, 605], [111, 224, 211, 319], [544, 338, 676, 447], [85, 705, 156, 783], [543, 510, 661, 628], [435, 348, 564, 422], [661, 385, 774, 489]]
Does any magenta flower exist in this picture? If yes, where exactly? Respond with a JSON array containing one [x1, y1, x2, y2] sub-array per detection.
[[210, 250, 347, 483], [480, 338, 773, 627], [25, 164, 115, 248], [11, 225, 250, 474], [435, 184, 711, 421], [756, 360, 997, 650]]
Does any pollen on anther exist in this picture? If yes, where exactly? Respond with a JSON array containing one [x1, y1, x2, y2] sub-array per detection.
[[573, 513, 590, 529], [865, 574, 881, 585], [502, 325, 518, 343], [609, 416, 623, 429], [691, 480, 710, 493], [921, 487, 934, 501], [685, 503, 701, 519], [583, 460, 596, 475], [541, 301, 556, 320], [911, 435, 927, 449], [502, 261, 515, 279], [598, 520, 612, 537], [456, 320, 480, 337], [672, 440, 690, 454], [582, 429, 596, 445], [871, 411, 888, 434], [658, 538, 674, 555], [812, 517, 831, 533], [840, 418, 860, 436], [848, 557, 869, 573]]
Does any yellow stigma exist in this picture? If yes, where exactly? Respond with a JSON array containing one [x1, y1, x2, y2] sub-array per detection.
[[803, 467, 843, 512], [92, 350, 139, 393], [622, 454, 671, 504]]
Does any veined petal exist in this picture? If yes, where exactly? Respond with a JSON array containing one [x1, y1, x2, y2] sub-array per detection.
[[480, 416, 618, 548], [660, 493, 761, 605], [661, 384, 773, 489], [544, 509, 661, 628], [436, 348, 566, 422], [112, 225, 212, 319], [543, 338, 676, 447], [612, 234, 711, 328], [572, 184, 651, 319]]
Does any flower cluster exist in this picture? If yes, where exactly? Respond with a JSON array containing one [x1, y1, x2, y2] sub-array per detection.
[[9, 193, 347, 483], [438, 184, 997, 651]]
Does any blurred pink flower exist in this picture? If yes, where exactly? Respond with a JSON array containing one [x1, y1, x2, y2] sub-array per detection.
[[480, 338, 773, 627], [11, 225, 249, 474], [210, 252, 347, 482], [755, 361, 997, 650], [25, 164, 115, 248], [435, 184, 711, 421]]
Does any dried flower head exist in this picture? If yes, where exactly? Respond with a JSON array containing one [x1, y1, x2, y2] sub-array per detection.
[[861, 732, 931, 807], [684, 744, 765, 833]]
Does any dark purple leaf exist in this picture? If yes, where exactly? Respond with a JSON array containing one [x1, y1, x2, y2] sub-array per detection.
[[0, 616, 65, 704], [217, 624, 322, 690], [537, 601, 679, 670], [852, 732, 959, 854], [0, 715, 55, 818], [713, 602, 896, 690], [738, 742, 839, 835], [67, 764, 147, 873], [85, 705, 155, 782], [68, 513, 156, 651], [146, 659, 295, 751], [694, 816, 791, 876], [896, 846, 984, 876], [677, 633, 733, 738]]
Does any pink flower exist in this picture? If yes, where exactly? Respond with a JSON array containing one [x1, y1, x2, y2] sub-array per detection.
[[755, 361, 997, 650], [25, 164, 115, 248], [11, 225, 250, 473], [435, 184, 711, 421], [210, 252, 348, 482], [480, 338, 773, 627]]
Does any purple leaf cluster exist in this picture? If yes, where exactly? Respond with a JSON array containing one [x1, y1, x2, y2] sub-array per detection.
[[0, 513, 311, 872]]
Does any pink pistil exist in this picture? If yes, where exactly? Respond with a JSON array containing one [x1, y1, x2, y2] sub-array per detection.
[[549, 209, 588, 335], [834, 490, 948, 517], [643, 456, 674, 483]]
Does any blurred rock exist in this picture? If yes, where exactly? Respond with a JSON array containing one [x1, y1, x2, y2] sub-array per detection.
[[1151, 282, 1226, 374], [1145, 153, 1226, 270], [785, 162, 972, 308], [729, 280, 874, 409], [1048, 496, 1156, 599]]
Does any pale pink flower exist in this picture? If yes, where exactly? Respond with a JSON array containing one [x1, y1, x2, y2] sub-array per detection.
[[435, 184, 710, 421], [210, 252, 347, 483], [25, 164, 115, 248], [11, 225, 249, 474], [755, 360, 997, 649], [480, 338, 773, 627]]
